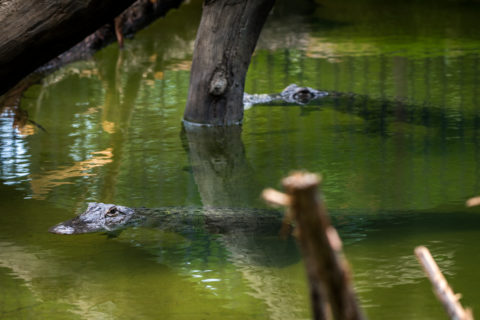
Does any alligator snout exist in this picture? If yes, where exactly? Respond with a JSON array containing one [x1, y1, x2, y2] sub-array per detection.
[[49, 223, 76, 234], [49, 202, 136, 234]]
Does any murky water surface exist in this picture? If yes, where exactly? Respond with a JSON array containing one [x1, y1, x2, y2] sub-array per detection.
[[1, 0, 480, 319]]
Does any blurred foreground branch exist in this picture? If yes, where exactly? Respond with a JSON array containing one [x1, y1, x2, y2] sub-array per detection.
[[263, 171, 365, 320], [415, 246, 473, 320]]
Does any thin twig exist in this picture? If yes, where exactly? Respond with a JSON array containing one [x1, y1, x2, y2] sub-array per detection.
[[415, 246, 473, 320]]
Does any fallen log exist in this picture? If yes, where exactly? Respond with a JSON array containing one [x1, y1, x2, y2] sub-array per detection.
[[0, 0, 184, 116], [263, 172, 365, 320], [0, 0, 142, 95]]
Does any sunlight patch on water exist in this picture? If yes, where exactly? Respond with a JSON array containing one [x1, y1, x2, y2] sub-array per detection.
[[29, 148, 113, 200], [0, 115, 32, 186]]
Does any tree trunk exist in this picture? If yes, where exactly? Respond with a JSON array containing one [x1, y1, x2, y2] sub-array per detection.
[[0, 0, 137, 95], [0, 0, 184, 114], [183, 0, 275, 126]]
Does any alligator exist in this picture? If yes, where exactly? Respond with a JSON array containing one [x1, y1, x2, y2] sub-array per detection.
[[49, 202, 300, 268], [243, 84, 329, 108], [49, 202, 284, 235], [243, 83, 462, 135]]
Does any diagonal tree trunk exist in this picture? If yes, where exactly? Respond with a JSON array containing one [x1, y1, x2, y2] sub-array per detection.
[[0, 0, 184, 107], [0, 0, 137, 95], [183, 0, 275, 126]]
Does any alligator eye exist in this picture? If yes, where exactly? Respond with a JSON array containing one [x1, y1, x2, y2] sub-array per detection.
[[106, 207, 118, 217]]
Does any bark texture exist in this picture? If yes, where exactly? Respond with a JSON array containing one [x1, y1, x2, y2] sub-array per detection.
[[0, 0, 137, 95], [183, 0, 275, 126]]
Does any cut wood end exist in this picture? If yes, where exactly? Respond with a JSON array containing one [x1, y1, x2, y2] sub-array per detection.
[[466, 196, 480, 207], [282, 171, 321, 190], [415, 246, 439, 273], [262, 188, 291, 206], [415, 245, 428, 257]]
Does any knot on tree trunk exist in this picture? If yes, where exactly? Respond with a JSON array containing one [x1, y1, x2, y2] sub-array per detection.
[[209, 69, 228, 96]]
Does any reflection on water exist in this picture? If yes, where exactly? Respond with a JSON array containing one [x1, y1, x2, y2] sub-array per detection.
[[0, 107, 37, 137], [30, 148, 113, 200], [1, 0, 480, 319]]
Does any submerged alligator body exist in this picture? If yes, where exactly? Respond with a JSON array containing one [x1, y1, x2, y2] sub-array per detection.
[[49, 202, 284, 235], [243, 83, 455, 134]]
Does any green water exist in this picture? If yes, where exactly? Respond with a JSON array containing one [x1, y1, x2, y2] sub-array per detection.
[[1, 0, 480, 319]]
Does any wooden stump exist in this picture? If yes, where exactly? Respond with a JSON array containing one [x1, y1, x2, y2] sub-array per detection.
[[263, 172, 365, 320], [183, 0, 275, 126]]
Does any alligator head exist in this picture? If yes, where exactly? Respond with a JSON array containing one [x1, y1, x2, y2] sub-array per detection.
[[280, 84, 328, 105], [49, 202, 135, 234]]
